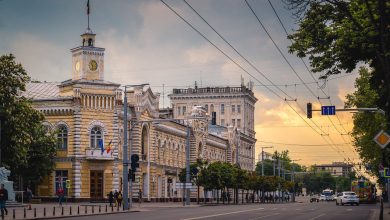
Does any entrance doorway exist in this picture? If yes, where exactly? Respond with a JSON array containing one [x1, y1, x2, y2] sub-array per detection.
[[90, 170, 104, 201]]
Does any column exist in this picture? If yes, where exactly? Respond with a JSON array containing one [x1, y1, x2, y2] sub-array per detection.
[[73, 108, 82, 198]]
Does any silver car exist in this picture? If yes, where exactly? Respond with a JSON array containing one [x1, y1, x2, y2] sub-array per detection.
[[335, 191, 359, 206]]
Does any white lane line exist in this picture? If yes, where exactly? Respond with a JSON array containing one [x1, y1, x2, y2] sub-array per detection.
[[308, 213, 325, 220], [181, 208, 265, 220], [248, 213, 281, 220]]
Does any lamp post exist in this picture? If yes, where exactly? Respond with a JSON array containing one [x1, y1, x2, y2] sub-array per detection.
[[122, 83, 149, 210], [261, 146, 273, 176]]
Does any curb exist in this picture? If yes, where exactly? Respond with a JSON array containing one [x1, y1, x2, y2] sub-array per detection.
[[33, 210, 140, 220]]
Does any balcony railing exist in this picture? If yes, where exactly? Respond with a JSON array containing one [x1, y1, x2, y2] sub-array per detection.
[[85, 148, 114, 160]]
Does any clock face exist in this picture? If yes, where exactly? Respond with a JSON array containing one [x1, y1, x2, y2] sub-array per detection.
[[89, 60, 98, 71], [75, 61, 80, 72]]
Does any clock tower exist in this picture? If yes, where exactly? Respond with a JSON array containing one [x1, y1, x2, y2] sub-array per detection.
[[71, 28, 105, 81]]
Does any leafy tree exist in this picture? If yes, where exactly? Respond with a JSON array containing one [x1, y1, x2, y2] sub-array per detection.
[[0, 54, 57, 190], [285, 0, 390, 125], [255, 159, 275, 176], [345, 67, 388, 179]]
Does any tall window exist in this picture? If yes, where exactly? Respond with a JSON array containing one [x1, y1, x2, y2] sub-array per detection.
[[237, 105, 241, 113], [178, 106, 181, 115], [57, 125, 68, 150], [232, 105, 235, 113], [232, 119, 235, 127], [221, 104, 225, 115], [221, 119, 225, 126], [90, 126, 103, 148], [237, 119, 241, 128], [205, 104, 208, 113], [183, 106, 187, 115]]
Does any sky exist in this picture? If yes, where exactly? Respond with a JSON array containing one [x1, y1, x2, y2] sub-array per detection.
[[0, 0, 362, 167]]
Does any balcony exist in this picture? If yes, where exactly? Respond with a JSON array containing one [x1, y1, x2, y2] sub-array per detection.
[[85, 148, 114, 160]]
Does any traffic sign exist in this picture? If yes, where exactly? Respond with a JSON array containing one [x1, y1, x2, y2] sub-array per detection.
[[373, 130, 390, 149], [384, 168, 390, 178], [321, 106, 336, 115]]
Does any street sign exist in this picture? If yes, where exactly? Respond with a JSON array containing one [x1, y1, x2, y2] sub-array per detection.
[[321, 106, 336, 115], [384, 168, 390, 178], [175, 183, 193, 188], [373, 130, 390, 149]]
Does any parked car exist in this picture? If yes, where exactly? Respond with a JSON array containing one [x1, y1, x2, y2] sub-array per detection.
[[310, 194, 319, 203], [319, 194, 327, 201], [336, 191, 359, 206]]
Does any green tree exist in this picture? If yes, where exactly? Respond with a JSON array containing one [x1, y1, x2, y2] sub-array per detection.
[[285, 0, 390, 124], [345, 67, 388, 179], [255, 159, 275, 176], [0, 54, 56, 190]]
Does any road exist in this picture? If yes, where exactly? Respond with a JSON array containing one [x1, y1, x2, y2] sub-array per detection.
[[64, 201, 378, 220]]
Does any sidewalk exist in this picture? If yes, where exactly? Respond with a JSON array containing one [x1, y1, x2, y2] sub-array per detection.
[[2, 202, 201, 220]]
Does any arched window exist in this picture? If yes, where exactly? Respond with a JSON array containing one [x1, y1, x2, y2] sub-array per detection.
[[90, 126, 103, 148], [205, 104, 208, 113], [57, 125, 68, 150]]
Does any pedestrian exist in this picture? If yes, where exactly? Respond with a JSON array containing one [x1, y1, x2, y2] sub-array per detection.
[[114, 190, 118, 207], [117, 191, 123, 207], [56, 187, 65, 207], [108, 191, 114, 207], [26, 187, 33, 203], [0, 184, 8, 220], [138, 189, 142, 207]]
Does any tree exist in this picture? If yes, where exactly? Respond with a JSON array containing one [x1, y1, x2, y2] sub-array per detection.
[[285, 0, 390, 125], [345, 67, 388, 179], [255, 159, 275, 176], [0, 54, 57, 190]]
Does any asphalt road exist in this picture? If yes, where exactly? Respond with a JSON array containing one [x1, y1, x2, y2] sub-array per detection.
[[64, 201, 378, 220]]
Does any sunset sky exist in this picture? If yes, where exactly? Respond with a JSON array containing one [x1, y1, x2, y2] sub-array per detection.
[[0, 0, 361, 167]]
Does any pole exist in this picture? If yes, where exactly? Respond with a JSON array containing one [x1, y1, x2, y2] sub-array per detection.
[[292, 164, 295, 202], [261, 148, 264, 176], [129, 123, 133, 209], [185, 124, 191, 205], [123, 87, 129, 210]]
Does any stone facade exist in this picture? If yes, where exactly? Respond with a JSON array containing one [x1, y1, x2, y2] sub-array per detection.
[[24, 26, 257, 201]]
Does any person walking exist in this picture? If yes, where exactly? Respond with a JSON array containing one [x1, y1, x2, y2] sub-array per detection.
[[108, 191, 114, 207], [0, 184, 8, 220], [114, 190, 118, 207], [117, 191, 123, 208], [56, 187, 65, 207]]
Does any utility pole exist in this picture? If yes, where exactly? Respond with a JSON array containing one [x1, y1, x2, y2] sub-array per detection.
[[261, 146, 273, 176], [278, 157, 280, 203], [123, 86, 129, 210]]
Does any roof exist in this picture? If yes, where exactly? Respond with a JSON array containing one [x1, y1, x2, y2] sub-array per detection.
[[22, 82, 64, 100], [60, 78, 120, 87]]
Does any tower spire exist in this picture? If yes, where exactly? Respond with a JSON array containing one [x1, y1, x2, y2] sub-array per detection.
[[86, 0, 90, 31]]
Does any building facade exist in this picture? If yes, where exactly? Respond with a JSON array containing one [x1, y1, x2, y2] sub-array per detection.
[[23, 26, 257, 201], [312, 162, 353, 177]]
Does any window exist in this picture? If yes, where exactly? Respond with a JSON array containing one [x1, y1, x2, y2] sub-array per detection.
[[57, 125, 68, 150], [205, 104, 208, 113], [55, 170, 68, 196], [183, 106, 186, 115], [232, 119, 235, 127], [178, 106, 181, 115], [232, 105, 235, 113], [237, 105, 241, 113], [221, 119, 225, 126], [237, 119, 241, 128], [90, 126, 103, 148], [221, 104, 225, 114]]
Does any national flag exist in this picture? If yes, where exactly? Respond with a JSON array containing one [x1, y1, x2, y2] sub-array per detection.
[[106, 140, 112, 153], [98, 139, 104, 154], [86, 0, 90, 15]]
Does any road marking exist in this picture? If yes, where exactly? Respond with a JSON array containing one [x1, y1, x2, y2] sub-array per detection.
[[181, 208, 265, 220], [248, 213, 280, 220], [346, 209, 352, 211], [308, 213, 325, 220]]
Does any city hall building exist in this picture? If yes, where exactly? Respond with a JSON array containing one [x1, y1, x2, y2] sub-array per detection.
[[23, 26, 257, 201]]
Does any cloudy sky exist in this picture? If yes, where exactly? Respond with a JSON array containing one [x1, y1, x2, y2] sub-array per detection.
[[0, 0, 362, 167]]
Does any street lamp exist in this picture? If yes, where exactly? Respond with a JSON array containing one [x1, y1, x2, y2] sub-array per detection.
[[122, 83, 149, 210], [261, 146, 273, 176]]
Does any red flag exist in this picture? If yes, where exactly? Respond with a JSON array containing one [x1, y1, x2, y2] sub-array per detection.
[[86, 0, 90, 15]]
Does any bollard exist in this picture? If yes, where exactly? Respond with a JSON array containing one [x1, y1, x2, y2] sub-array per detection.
[[105, 205, 107, 212], [23, 208, 26, 218], [61, 207, 64, 216], [70, 206, 72, 215], [111, 205, 114, 212], [117, 204, 119, 211], [34, 208, 36, 218], [12, 209, 15, 219], [44, 207, 46, 217], [77, 206, 80, 215], [92, 206, 94, 214], [99, 205, 101, 213], [84, 206, 87, 214], [53, 207, 56, 216]]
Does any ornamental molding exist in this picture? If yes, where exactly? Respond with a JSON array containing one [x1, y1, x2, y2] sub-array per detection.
[[87, 120, 108, 135], [54, 120, 71, 133]]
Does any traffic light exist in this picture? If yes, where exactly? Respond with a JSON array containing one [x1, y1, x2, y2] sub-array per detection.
[[128, 169, 136, 182], [307, 102, 312, 118], [131, 154, 140, 172]]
